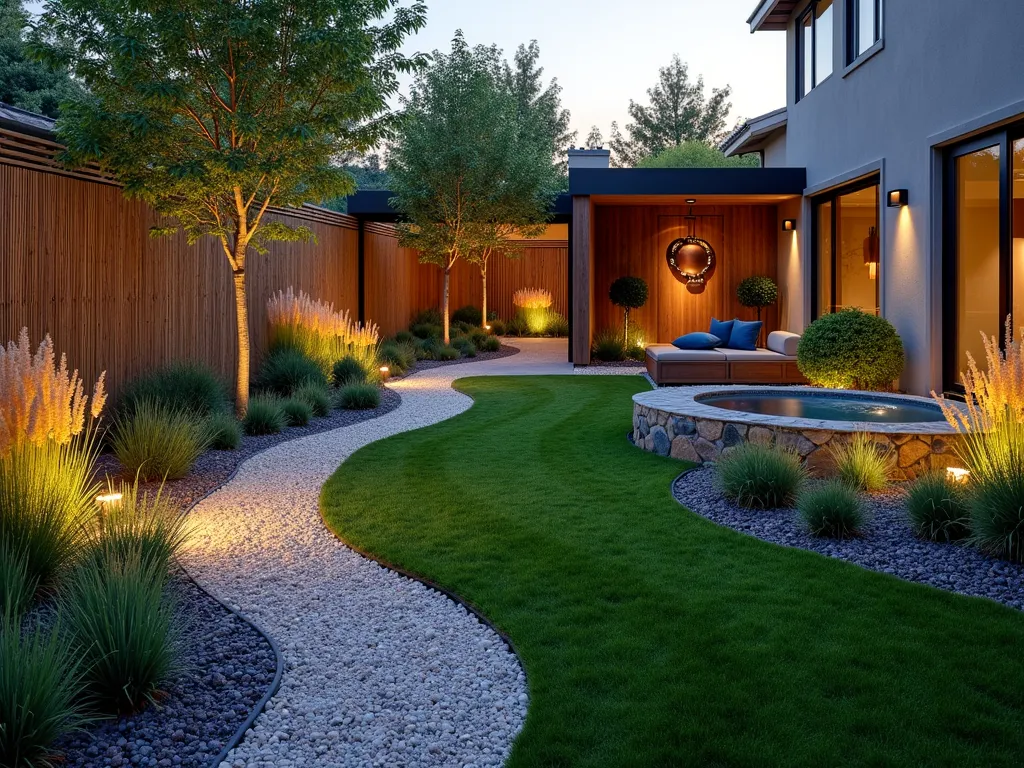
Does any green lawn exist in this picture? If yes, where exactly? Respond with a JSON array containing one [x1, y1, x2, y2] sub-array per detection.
[[321, 376, 1024, 767]]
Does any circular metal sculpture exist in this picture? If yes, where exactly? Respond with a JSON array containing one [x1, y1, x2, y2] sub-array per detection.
[[666, 236, 716, 294]]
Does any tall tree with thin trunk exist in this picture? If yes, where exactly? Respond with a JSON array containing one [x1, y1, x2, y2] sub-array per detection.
[[609, 54, 732, 167], [389, 32, 557, 343], [30, 0, 426, 415]]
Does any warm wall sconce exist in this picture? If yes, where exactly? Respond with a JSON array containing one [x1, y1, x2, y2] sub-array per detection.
[[782, 218, 797, 231], [685, 198, 697, 204], [887, 189, 908, 207]]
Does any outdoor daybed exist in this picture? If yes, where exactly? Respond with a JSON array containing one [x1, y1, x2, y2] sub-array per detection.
[[646, 331, 806, 385]]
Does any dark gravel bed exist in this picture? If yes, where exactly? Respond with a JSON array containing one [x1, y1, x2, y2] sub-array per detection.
[[94, 388, 401, 510], [673, 466, 1024, 611], [54, 569, 277, 768], [587, 359, 645, 368], [406, 342, 519, 372]]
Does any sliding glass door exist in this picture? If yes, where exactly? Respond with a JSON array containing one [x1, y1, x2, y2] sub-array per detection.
[[812, 180, 880, 318], [944, 128, 1024, 390]]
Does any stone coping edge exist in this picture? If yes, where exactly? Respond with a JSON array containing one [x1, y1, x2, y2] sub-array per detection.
[[633, 385, 958, 435]]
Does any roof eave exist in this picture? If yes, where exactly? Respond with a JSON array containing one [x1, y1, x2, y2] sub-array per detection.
[[747, 0, 796, 32]]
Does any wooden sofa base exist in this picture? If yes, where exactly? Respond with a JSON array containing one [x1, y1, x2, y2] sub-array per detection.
[[646, 356, 806, 386]]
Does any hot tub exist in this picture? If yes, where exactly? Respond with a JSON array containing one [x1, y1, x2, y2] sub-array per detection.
[[632, 386, 961, 480]]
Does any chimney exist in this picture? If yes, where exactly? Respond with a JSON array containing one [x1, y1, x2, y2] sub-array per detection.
[[568, 146, 611, 169]]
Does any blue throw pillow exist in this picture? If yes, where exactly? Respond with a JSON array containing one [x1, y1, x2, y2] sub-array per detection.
[[727, 319, 762, 351], [672, 332, 722, 350], [709, 318, 734, 348]]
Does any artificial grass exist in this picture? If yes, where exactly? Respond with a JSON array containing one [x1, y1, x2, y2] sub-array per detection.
[[321, 376, 1024, 767]]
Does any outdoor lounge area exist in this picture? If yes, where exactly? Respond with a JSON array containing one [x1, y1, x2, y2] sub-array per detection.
[[5, 1, 1024, 767]]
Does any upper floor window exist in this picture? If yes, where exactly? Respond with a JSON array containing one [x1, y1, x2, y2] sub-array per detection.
[[847, 0, 882, 64], [798, 0, 833, 99]]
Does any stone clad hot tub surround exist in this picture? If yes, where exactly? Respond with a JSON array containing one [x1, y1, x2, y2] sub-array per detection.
[[632, 386, 962, 480]]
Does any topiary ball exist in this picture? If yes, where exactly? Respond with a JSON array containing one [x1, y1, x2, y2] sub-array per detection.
[[736, 275, 778, 308], [609, 276, 649, 310], [797, 308, 904, 390]]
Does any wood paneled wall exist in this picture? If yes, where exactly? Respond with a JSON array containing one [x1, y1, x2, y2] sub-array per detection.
[[363, 222, 567, 336], [1, 163, 358, 401], [592, 204, 779, 345]]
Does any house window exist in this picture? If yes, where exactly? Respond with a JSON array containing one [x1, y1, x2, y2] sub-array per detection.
[[847, 0, 882, 64], [812, 179, 880, 318], [798, 0, 834, 99]]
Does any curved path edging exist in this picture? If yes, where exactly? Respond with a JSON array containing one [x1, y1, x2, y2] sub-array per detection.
[[179, 339, 575, 768]]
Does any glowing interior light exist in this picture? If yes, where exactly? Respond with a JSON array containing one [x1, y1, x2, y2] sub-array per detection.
[[946, 467, 970, 484]]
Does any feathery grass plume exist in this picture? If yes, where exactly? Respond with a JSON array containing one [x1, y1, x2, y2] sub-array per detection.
[[0, 328, 106, 457], [512, 287, 553, 310], [266, 288, 380, 377], [934, 316, 1024, 560], [0, 612, 87, 768]]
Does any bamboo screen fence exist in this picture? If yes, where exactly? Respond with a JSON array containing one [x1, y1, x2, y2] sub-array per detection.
[[0, 125, 567, 401]]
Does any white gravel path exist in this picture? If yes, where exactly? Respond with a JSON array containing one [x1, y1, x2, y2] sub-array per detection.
[[180, 339, 571, 768]]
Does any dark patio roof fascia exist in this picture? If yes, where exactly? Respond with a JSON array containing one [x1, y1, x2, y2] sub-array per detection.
[[567, 167, 806, 197], [345, 190, 573, 222], [0, 101, 57, 140], [747, 0, 799, 32], [720, 107, 788, 156]]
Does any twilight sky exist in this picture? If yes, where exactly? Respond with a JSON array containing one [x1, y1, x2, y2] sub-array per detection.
[[398, 0, 787, 143], [24, 0, 787, 143]]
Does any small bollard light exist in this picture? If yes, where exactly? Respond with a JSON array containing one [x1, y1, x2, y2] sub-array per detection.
[[484, 324, 491, 331], [96, 492, 123, 505], [946, 467, 970, 484], [379, 365, 390, 381]]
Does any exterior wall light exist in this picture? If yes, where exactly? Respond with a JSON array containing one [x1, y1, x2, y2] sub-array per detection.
[[685, 199, 697, 205], [887, 189, 908, 207], [782, 218, 797, 231]]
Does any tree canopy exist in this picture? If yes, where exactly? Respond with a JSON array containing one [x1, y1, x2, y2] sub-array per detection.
[[31, 0, 426, 412], [388, 31, 560, 342], [0, 0, 79, 117], [609, 55, 733, 167], [636, 141, 759, 169]]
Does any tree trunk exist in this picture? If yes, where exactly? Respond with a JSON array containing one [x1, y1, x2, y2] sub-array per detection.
[[443, 268, 451, 345], [481, 267, 488, 329], [231, 234, 251, 418], [624, 308, 630, 346]]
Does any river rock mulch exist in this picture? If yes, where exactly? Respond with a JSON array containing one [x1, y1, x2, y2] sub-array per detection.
[[673, 466, 1024, 611], [54, 568, 278, 768]]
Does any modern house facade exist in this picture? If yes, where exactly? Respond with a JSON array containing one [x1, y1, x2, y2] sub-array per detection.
[[725, 0, 1024, 395]]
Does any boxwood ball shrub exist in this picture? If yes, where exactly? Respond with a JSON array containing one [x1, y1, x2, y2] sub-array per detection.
[[736, 275, 779, 320], [716, 443, 806, 509], [282, 397, 313, 427], [111, 399, 212, 481], [827, 433, 895, 492], [242, 395, 286, 436], [798, 480, 867, 538], [0, 614, 86, 767], [256, 348, 327, 396], [905, 472, 971, 543], [609, 276, 649, 344], [797, 308, 904, 389], [337, 382, 381, 410]]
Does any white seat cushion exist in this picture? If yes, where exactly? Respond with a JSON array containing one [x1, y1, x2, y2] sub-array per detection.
[[646, 345, 726, 362], [767, 331, 801, 356], [717, 348, 796, 362]]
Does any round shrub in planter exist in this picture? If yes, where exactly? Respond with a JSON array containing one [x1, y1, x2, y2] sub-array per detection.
[[797, 309, 904, 389], [736, 275, 778, 322], [609, 276, 648, 344]]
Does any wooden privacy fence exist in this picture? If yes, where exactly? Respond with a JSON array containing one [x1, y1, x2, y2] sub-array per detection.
[[1, 127, 567, 401]]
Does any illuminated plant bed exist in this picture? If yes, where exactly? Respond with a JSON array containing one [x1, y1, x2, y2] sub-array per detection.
[[632, 386, 960, 480]]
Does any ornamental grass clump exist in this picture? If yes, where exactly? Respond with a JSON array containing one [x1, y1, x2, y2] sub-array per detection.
[[513, 287, 554, 335], [257, 348, 328, 396], [0, 614, 86, 768], [591, 328, 625, 362], [828, 433, 895, 492], [905, 472, 971, 543], [64, 553, 180, 714], [716, 443, 806, 509], [111, 399, 212, 481], [480, 335, 501, 352], [332, 355, 368, 386], [242, 395, 286, 436], [118, 362, 227, 418], [282, 397, 313, 427], [936, 316, 1024, 561], [267, 288, 380, 377], [0, 537, 37, 619], [337, 382, 381, 410], [797, 480, 867, 538], [294, 381, 332, 417], [87, 480, 189, 576], [207, 411, 242, 450]]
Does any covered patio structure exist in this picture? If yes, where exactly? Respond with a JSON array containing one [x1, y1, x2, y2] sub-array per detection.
[[568, 167, 806, 364]]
